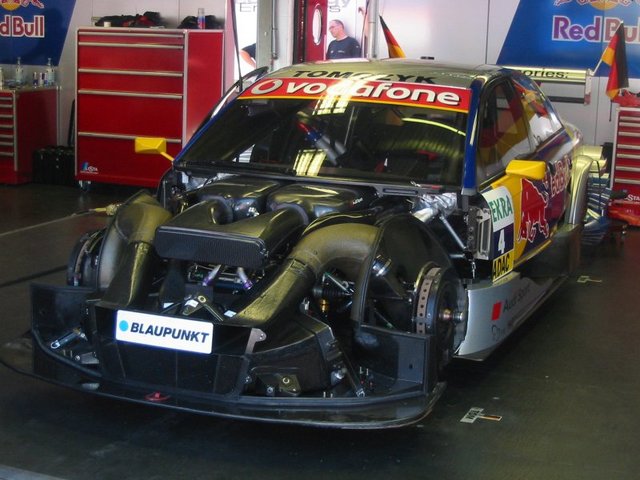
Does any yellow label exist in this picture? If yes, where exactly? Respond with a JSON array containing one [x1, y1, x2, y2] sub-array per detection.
[[492, 250, 514, 281]]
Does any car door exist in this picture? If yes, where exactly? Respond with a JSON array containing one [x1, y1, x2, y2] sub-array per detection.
[[477, 77, 567, 281], [512, 74, 571, 250]]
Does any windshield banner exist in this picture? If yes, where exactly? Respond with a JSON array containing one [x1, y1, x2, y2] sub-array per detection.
[[240, 77, 472, 112]]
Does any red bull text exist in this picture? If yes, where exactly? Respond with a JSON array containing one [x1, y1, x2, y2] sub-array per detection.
[[0, 0, 45, 38], [0, 14, 44, 37]]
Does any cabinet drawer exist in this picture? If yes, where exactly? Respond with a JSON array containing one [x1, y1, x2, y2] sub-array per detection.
[[78, 69, 184, 95], [78, 44, 184, 72], [78, 31, 185, 46], [0, 96, 13, 123], [0, 119, 13, 136], [0, 126, 13, 147], [77, 92, 183, 138], [76, 135, 180, 187], [78, 32, 184, 72], [0, 143, 14, 157], [619, 107, 640, 119], [0, 110, 14, 177]]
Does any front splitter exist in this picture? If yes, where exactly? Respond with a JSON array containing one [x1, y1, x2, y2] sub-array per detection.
[[0, 333, 444, 430]]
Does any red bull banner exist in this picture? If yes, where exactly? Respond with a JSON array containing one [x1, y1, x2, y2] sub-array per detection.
[[0, 0, 76, 65], [498, 0, 640, 78]]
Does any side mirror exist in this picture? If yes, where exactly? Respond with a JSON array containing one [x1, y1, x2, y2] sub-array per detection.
[[134, 137, 174, 163], [505, 160, 546, 181]]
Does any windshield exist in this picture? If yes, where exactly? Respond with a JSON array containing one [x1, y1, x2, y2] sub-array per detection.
[[178, 78, 469, 186]]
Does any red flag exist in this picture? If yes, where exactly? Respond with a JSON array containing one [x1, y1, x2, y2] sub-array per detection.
[[379, 16, 405, 58], [601, 23, 628, 99]]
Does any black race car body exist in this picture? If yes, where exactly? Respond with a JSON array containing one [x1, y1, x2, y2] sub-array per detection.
[[0, 60, 594, 428]]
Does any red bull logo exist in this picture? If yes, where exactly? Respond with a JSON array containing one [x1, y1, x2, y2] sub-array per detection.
[[0, 14, 44, 37], [552, 15, 634, 43], [0, 0, 44, 38], [548, 156, 571, 197], [554, 0, 638, 9], [519, 180, 550, 243], [0, 0, 44, 11]]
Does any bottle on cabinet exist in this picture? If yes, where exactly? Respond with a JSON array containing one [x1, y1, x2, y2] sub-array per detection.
[[14, 57, 24, 86], [45, 58, 55, 86]]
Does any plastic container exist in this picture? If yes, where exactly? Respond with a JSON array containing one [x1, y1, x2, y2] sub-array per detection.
[[197, 8, 205, 29], [45, 58, 55, 86], [15, 57, 24, 86]]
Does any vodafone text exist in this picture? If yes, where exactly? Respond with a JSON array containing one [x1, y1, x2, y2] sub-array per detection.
[[245, 77, 471, 111]]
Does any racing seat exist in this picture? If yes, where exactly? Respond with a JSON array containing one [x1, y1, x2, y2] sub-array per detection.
[[371, 122, 464, 183]]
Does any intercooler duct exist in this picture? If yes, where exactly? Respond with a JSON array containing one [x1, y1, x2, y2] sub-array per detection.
[[223, 223, 381, 328], [98, 192, 172, 308]]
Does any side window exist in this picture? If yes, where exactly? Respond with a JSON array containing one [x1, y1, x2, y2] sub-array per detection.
[[513, 75, 563, 147], [477, 81, 531, 183]]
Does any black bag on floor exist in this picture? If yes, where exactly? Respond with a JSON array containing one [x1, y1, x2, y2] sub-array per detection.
[[32, 146, 76, 186]]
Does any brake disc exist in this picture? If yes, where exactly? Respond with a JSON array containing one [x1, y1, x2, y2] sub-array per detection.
[[413, 262, 465, 367]]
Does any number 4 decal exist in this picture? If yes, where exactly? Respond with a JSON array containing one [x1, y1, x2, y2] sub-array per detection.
[[497, 228, 506, 255]]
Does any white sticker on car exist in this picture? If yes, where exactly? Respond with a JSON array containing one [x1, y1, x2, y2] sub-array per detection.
[[482, 186, 515, 281], [484, 186, 515, 231], [115, 310, 213, 354]]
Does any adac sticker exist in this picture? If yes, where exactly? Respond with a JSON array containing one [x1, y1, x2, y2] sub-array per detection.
[[482, 186, 515, 281], [240, 77, 471, 112]]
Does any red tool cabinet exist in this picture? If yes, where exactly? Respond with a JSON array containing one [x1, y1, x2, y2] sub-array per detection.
[[0, 87, 58, 184], [610, 106, 640, 226], [76, 27, 224, 187]]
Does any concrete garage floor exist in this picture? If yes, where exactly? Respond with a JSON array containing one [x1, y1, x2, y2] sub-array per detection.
[[0, 183, 638, 480]]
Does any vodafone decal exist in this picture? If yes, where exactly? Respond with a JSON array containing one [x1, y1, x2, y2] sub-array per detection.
[[241, 77, 471, 112]]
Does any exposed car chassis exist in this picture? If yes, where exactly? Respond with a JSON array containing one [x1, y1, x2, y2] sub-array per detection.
[[0, 60, 594, 428]]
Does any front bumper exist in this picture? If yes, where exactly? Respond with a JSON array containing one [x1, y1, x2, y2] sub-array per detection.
[[0, 284, 444, 429], [0, 333, 444, 429]]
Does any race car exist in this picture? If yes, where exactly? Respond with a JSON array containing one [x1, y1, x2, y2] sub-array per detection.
[[0, 60, 594, 428]]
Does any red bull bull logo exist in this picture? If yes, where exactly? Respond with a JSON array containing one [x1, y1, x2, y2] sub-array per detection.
[[519, 180, 550, 243], [0, 0, 44, 11], [554, 0, 638, 9]]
